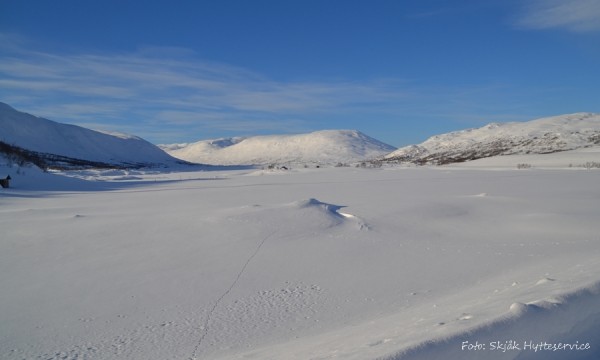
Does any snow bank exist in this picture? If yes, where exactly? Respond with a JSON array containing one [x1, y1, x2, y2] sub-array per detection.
[[387, 282, 600, 360]]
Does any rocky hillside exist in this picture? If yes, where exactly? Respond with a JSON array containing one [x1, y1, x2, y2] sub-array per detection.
[[383, 113, 600, 165]]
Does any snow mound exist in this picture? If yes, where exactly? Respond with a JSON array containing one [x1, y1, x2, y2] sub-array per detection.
[[293, 198, 346, 214], [160, 130, 396, 166], [388, 282, 600, 360], [383, 112, 600, 165], [223, 198, 369, 235], [0, 102, 181, 168], [290, 198, 366, 227]]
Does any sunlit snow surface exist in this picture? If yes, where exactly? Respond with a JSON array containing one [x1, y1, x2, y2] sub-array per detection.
[[160, 130, 396, 166], [1, 156, 600, 359]]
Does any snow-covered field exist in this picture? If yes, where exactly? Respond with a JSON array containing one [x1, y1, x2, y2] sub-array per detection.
[[1, 158, 600, 360]]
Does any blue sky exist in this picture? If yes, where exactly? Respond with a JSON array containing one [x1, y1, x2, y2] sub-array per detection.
[[1, 0, 599, 146]]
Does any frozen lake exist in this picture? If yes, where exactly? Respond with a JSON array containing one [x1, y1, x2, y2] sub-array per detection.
[[1, 164, 599, 360]]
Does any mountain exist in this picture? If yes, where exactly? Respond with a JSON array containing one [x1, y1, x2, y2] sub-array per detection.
[[159, 130, 396, 166], [0, 102, 182, 169], [383, 112, 600, 165]]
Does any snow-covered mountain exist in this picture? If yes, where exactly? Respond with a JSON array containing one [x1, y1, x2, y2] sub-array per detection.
[[383, 112, 600, 165], [160, 130, 396, 166], [0, 102, 182, 168]]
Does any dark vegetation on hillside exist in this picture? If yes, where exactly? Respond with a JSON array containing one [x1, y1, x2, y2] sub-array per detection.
[[0, 141, 143, 170]]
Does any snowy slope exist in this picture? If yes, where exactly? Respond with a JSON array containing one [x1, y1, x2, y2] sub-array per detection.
[[445, 146, 600, 169], [160, 130, 396, 165], [0, 102, 181, 168], [384, 113, 600, 165]]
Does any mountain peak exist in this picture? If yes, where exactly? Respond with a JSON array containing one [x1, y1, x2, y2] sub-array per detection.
[[384, 113, 600, 165], [161, 130, 396, 166]]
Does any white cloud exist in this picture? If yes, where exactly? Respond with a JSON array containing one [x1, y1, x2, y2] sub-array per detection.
[[517, 0, 600, 32], [0, 35, 411, 139], [0, 33, 560, 145]]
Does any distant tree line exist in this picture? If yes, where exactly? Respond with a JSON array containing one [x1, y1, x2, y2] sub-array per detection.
[[0, 140, 128, 170]]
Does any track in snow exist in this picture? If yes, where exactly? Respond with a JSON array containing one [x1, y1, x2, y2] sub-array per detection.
[[189, 231, 277, 360]]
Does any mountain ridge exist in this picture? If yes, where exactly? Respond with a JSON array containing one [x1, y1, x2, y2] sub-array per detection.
[[382, 112, 600, 165], [0, 102, 183, 169], [160, 130, 396, 166], [3, 101, 598, 169]]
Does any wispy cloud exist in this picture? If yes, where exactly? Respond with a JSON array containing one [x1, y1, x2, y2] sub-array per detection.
[[0, 33, 561, 145], [516, 0, 600, 32], [0, 34, 418, 142]]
